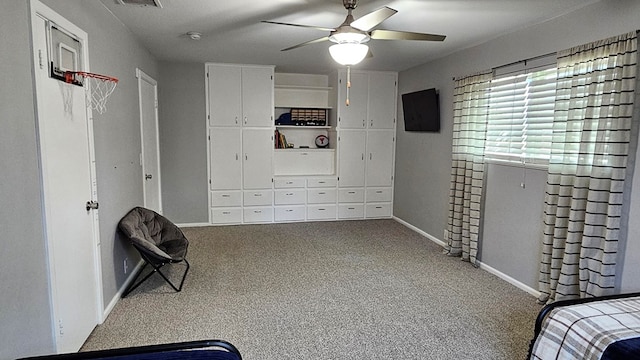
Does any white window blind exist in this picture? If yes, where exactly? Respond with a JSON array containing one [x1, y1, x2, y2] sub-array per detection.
[[485, 64, 557, 165]]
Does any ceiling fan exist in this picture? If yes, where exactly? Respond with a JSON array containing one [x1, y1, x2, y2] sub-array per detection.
[[262, 0, 446, 65]]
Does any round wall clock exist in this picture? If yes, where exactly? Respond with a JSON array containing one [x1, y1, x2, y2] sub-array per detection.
[[315, 134, 329, 148]]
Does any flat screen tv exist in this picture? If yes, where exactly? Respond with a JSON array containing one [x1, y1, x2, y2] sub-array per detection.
[[402, 88, 440, 132]]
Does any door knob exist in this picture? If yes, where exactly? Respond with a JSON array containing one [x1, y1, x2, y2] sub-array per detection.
[[86, 201, 99, 211], [145, 174, 153, 180]]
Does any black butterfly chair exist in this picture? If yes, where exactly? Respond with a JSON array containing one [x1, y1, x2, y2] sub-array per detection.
[[118, 207, 190, 297], [18, 339, 242, 360]]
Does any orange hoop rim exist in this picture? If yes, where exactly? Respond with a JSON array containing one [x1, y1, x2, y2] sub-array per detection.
[[65, 71, 119, 83]]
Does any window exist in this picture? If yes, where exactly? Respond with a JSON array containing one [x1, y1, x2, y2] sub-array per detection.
[[485, 64, 557, 166]]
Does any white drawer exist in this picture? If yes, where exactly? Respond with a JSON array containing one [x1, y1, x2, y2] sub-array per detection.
[[307, 188, 337, 204], [365, 203, 392, 218], [243, 190, 273, 206], [274, 178, 305, 188], [338, 204, 364, 219], [338, 188, 365, 203], [243, 207, 273, 223], [210, 191, 241, 207], [275, 206, 306, 221], [275, 189, 306, 205], [307, 204, 337, 220], [210, 207, 242, 224], [366, 188, 392, 202], [307, 178, 337, 188]]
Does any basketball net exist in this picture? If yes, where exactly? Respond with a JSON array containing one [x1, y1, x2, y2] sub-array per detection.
[[64, 71, 119, 115]]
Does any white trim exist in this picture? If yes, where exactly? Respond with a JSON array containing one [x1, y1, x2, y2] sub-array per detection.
[[393, 216, 446, 247], [102, 259, 144, 319], [478, 262, 541, 298], [393, 216, 540, 298]]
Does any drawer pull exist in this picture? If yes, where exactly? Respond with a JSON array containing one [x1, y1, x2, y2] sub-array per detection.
[[286, 193, 294, 196], [254, 193, 263, 197], [254, 210, 262, 213], [376, 206, 383, 209], [286, 209, 293, 212], [348, 191, 356, 194], [348, 207, 355, 210], [286, 181, 294, 184], [222, 211, 231, 215], [318, 181, 326, 184], [318, 192, 326, 195], [221, 194, 231, 198], [318, 208, 326, 211], [376, 191, 383, 194]]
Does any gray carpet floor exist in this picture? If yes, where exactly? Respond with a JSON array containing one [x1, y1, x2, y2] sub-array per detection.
[[82, 219, 543, 359]]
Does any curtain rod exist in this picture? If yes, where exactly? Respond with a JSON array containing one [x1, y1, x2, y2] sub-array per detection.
[[453, 51, 557, 81]]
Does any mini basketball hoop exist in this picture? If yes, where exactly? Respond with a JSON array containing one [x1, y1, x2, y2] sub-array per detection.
[[64, 71, 119, 114]]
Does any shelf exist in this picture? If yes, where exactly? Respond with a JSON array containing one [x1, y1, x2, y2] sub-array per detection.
[[275, 148, 334, 152], [275, 105, 333, 109], [275, 85, 333, 91], [276, 125, 331, 129]]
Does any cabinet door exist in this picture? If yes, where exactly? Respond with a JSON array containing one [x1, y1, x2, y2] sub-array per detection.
[[208, 65, 242, 127], [366, 130, 395, 187], [242, 129, 273, 189], [337, 130, 366, 187], [337, 72, 368, 129], [242, 67, 273, 127], [368, 72, 397, 129], [210, 128, 242, 190]]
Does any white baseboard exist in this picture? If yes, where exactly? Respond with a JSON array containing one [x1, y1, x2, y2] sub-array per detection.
[[176, 222, 211, 228], [102, 259, 144, 320], [479, 262, 541, 298], [393, 216, 446, 247], [393, 216, 540, 299]]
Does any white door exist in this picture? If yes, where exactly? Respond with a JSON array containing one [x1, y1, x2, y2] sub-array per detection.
[[337, 71, 368, 129], [368, 72, 397, 129], [207, 64, 242, 127], [241, 66, 274, 127], [31, 4, 101, 353], [337, 130, 367, 187], [210, 128, 242, 190], [137, 69, 162, 213], [366, 130, 395, 187], [242, 129, 273, 189]]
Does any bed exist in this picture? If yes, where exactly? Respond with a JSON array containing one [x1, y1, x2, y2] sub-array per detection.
[[528, 292, 640, 359]]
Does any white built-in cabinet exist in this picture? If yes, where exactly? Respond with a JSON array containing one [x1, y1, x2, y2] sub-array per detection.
[[207, 66, 396, 225], [207, 63, 274, 224], [332, 70, 397, 219]]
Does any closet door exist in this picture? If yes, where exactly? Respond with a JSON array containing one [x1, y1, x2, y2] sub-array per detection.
[[337, 130, 366, 187], [368, 72, 397, 129], [242, 128, 273, 189], [207, 64, 242, 127], [209, 128, 242, 190], [242, 67, 273, 127], [337, 72, 368, 129], [366, 130, 395, 187]]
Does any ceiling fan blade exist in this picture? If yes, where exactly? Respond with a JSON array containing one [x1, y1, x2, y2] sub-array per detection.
[[370, 29, 446, 41], [261, 20, 335, 33], [350, 6, 397, 31], [282, 36, 330, 51]]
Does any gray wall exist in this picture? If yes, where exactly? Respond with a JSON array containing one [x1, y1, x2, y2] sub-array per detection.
[[394, 0, 640, 290], [0, 1, 55, 358], [158, 62, 208, 223], [0, 2, 158, 357]]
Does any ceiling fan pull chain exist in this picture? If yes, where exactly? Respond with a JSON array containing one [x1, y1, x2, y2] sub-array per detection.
[[346, 65, 351, 106]]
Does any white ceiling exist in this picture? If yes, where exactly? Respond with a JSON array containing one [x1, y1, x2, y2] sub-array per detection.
[[100, 0, 600, 74]]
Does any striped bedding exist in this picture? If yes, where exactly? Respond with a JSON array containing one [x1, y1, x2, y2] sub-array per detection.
[[530, 296, 640, 360]]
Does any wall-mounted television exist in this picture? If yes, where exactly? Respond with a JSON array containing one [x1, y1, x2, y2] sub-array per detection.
[[401, 88, 440, 132]]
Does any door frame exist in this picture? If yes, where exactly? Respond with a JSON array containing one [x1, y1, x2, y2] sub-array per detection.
[[136, 68, 163, 213], [30, 0, 104, 349]]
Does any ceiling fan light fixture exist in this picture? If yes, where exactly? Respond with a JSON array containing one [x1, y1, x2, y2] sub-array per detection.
[[329, 32, 369, 44], [329, 43, 369, 66]]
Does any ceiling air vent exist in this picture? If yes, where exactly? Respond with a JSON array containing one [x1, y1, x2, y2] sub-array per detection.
[[116, 0, 162, 8]]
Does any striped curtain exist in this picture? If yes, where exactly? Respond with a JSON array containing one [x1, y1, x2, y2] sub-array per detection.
[[539, 32, 638, 303], [446, 72, 492, 265]]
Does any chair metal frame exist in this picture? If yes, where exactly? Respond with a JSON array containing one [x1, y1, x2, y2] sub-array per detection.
[[122, 243, 190, 297]]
